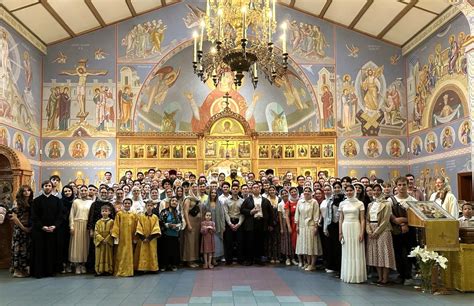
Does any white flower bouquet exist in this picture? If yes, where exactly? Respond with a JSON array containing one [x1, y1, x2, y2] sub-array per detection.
[[408, 245, 448, 293]]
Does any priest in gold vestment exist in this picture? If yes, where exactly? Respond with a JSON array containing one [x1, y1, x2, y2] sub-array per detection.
[[134, 202, 161, 272], [111, 198, 137, 277], [94, 206, 114, 275]]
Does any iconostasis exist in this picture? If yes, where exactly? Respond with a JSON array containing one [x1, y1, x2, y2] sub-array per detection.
[[117, 110, 337, 178]]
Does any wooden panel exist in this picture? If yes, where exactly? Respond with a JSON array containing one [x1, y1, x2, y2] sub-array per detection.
[[13, 3, 70, 43], [91, 0, 131, 24], [383, 7, 436, 45], [324, 0, 367, 26], [48, 0, 100, 34], [131, 0, 162, 14], [2, 0, 38, 11], [293, 0, 326, 16], [354, 0, 406, 36], [416, 0, 450, 14]]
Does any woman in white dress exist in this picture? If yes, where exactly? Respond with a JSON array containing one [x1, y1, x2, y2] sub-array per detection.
[[69, 185, 93, 274], [429, 176, 458, 218], [295, 186, 322, 271], [339, 184, 367, 283]]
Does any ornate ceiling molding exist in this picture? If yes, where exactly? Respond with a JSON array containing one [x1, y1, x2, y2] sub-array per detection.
[[0, 5, 47, 54]]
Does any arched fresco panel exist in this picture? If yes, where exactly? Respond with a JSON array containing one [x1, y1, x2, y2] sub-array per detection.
[[129, 43, 320, 133]]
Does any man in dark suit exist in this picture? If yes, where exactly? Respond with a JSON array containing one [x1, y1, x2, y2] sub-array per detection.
[[240, 182, 273, 265]]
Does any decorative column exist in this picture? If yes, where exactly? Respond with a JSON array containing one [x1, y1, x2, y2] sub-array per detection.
[[449, 0, 474, 179]]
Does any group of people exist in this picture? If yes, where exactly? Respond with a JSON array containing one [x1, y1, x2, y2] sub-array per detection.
[[4, 168, 470, 287]]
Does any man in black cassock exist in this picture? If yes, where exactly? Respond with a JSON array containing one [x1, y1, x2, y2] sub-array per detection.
[[30, 180, 63, 278]]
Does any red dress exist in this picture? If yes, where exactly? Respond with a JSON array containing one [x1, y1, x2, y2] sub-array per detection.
[[285, 200, 298, 251], [200, 220, 216, 253]]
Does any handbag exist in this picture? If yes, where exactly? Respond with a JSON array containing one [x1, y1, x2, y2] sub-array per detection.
[[189, 202, 200, 217]]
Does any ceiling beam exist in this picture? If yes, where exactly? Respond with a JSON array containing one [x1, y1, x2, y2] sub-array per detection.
[[377, 0, 418, 39], [413, 5, 440, 15], [40, 0, 75, 37], [126, 0, 136, 16], [349, 0, 373, 29], [319, 0, 332, 18], [9, 1, 40, 12], [84, 0, 106, 27]]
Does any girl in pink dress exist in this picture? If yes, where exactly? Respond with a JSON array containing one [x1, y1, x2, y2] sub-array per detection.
[[200, 211, 216, 269]]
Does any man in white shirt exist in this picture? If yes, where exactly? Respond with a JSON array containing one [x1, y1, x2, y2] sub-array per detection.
[[101, 171, 114, 188], [218, 182, 231, 204], [223, 185, 244, 264], [458, 202, 474, 227]]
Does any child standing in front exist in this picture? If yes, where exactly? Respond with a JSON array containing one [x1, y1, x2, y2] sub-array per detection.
[[134, 202, 161, 273], [200, 211, 216, 269], [94, 205, 114, 276], [111, 198, 137, 277]]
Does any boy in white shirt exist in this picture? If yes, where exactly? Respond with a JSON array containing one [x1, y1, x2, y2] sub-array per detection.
[[458, 202, 474, 227]]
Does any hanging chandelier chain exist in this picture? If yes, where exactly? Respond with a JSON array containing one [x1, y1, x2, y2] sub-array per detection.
[[192, 0, 288, 89]]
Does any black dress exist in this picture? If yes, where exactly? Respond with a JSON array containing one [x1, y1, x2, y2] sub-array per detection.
[[325, 193, 343, 272], [30, 194, 63, 278], [11, 203, 31, 273]]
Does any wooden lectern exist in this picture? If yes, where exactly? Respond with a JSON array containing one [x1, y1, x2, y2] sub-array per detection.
[[406, 201, 459, 251]]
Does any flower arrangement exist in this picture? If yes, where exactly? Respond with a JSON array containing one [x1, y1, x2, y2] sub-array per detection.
[[408, 246, 448, 293]]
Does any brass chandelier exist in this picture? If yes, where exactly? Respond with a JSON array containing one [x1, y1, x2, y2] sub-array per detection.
[[192, 0, 289, 88]]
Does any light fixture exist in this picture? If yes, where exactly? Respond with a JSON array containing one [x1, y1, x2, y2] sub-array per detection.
[[192, 0, 289, 89]]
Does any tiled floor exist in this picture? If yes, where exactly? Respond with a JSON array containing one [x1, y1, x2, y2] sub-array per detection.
[[0, 266, 472, 306]]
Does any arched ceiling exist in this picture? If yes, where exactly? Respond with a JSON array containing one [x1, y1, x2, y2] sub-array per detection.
[[1, 0, 452, 46]]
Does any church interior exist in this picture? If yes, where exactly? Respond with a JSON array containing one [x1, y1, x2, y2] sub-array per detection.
[[0, 0, 473, 305]]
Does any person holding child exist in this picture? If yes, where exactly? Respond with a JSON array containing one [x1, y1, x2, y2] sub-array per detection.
[[94, 205, 114, 276], [201, 211, 216, 269]]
